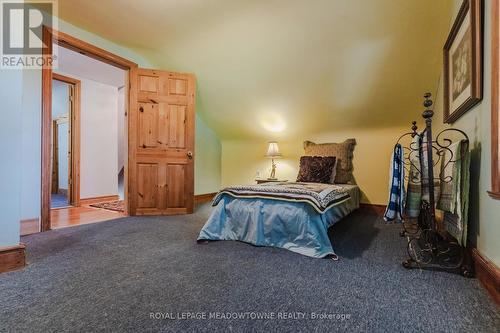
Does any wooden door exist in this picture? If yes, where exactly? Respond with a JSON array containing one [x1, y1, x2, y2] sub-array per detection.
[[129, 68, 196, 215], [51, 120, 59, 194]]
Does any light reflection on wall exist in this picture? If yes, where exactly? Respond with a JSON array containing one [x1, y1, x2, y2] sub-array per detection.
[[274, 158, 299, 181]]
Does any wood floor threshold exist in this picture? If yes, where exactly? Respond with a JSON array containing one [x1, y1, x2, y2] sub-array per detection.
[[51, 205, 126, 230], [79, 195, 121, 205]]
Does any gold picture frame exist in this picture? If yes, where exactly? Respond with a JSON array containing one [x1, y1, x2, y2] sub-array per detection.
[[489, 0, 500, 199], [443, 0, 483, 124]]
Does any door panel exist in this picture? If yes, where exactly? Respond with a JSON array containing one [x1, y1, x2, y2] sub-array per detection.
[[168, 105, 186, 148], [168, 78, 188, 96], [138, 102, 159, 149], [157, 103, 169, 149], [136, 163, 159, 209], [166, 164, 186, 208], [139, 75, 159, 94], [129, 68, 195, 215]]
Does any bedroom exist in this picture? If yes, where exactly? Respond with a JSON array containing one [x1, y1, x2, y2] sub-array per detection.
[[0, 0, 499, 332]]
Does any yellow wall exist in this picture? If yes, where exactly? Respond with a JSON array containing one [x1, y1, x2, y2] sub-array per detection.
[[432, 0, 500, 266], [221, 126, 408, 205], [114, 0, 453, 141], [222, 0, 500, 268], [195, 116, 221, 195]]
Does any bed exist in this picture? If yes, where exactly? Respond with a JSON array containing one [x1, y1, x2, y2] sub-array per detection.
[[197, 182, 360, 259], [198, 139, 358, 259]]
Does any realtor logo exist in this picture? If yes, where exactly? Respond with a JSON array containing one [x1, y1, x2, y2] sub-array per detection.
[[1, 0, 58, 69]]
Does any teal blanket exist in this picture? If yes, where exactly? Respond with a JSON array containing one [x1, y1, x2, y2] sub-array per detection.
[[406, 134, 422, 218], [198, 186, 359, 258], [437, 140, 470, 246]]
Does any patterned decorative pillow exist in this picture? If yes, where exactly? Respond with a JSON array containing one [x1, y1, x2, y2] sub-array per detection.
[[296, 156, 337, 184], [303, 139, 356, 184]]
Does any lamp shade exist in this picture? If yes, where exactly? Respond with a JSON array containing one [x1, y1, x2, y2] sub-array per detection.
[[265, 141, 282, 158]]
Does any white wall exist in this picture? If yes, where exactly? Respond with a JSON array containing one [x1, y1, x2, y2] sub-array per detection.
[[78, 78, 119, 198], [52, 80, 69, 117], [55, 45, 124, 198], [21, 70, 42, 221], [195, 115, 222, 194], [0, 71, 23, 247], [117, 87, 125, 173], [52, 80, 70, 190], [57, 122, 69, 191], [40, 71, 121, 200]]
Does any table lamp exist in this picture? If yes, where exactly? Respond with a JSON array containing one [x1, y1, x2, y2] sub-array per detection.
[[265, 141, 282, 180]]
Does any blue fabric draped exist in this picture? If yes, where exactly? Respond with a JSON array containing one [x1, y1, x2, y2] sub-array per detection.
[[198, 189, 358, 258], [384, 143, 405, 222]]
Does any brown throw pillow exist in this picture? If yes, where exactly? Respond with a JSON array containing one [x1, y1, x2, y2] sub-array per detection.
[[296, 156, 337, 184], [303, 139, 356, 184]]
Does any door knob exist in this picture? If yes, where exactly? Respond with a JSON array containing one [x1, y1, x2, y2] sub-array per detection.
[[187, 151, 193, 159]]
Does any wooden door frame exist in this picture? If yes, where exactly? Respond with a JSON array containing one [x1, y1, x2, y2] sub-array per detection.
[[52, 73, 81, 207], [41, 27, 138, 231], [51, 118, 59, 194], [489, 0, 500, 199]]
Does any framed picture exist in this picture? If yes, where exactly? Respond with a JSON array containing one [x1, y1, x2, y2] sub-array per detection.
[[443, 0, 483, 123], [489, 0, 500, 199]]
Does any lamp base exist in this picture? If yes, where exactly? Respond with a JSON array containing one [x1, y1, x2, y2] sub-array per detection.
[[269, 158, 277, 180]]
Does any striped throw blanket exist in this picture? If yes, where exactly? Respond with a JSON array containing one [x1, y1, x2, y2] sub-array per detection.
[[437, 140, 470, 246], [213, 182, 351, 213], [405, 131, 441, 219], [384, 144, 405, 222], [406, 134, 422, 218]]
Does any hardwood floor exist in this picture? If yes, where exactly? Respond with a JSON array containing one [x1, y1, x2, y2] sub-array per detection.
[[51, 205, 125, 229], [30, 193, 211, 232]]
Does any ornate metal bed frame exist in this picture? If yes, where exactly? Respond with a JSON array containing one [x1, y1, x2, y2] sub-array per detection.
[[396, 93, 472, 277]]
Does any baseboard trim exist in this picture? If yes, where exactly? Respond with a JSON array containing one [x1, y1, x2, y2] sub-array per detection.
[[80, 195, 120, 205], [195, 192, 217, 204], [472, 248, 500, 304], [0, 243, 26, 274], [359, 203, 386, 216], [20, 218, 40, 236]]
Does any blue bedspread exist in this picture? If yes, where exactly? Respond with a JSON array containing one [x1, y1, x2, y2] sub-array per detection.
[[198, 185, 360, 258]]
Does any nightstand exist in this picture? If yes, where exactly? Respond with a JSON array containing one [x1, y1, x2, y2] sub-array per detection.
[[255, 179, 288, 184]]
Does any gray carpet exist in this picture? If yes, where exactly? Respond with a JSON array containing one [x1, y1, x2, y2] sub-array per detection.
[[1, 203, 498, 333]]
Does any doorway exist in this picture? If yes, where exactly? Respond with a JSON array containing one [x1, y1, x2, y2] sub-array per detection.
[[41, 27, 137, 231], [50, 73, 80, 209], [41, 28, 196, 232]]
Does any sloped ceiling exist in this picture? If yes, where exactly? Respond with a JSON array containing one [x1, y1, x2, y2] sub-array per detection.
[[58, 0, 453, 140]]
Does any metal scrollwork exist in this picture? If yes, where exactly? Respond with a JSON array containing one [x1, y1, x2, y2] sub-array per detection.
[[398, 93, 473, 278]]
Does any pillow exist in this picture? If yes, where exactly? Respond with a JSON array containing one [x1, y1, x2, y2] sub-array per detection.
[[296, 156, 337, 184], [303, 139, 356, 184]]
